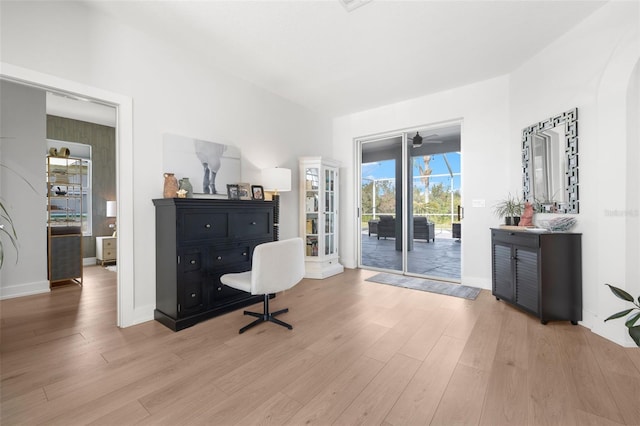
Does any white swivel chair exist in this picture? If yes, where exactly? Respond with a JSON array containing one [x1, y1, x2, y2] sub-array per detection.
[[220, 238, 305, 334]]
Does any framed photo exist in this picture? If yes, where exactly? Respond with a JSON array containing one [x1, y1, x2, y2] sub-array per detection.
[[237, 182, 252, 200], [163, 133, 241, 198], [251, 185, 264, 200], [227, 184, 240, 200]]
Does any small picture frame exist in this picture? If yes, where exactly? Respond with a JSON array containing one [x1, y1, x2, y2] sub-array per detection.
[[227, 184, 240, 200], [251, 185, 264, 200], [237, 182, 252, 200]]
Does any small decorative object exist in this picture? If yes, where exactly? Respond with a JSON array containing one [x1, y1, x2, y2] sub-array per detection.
[[176, 189, 187, 198], [179, 177, 193, 198], [604, 283, 640, 347], [163, 173, 179, 198], [251, 185, 264, 200], [59, 147, 70, 157], [227, 184, 240, 200], [48, 147, 58, 157], [547, 216, 577, 232], [55, 186, 67, 196], [519, 202, 534, 227], [237, 182, 251, 200]]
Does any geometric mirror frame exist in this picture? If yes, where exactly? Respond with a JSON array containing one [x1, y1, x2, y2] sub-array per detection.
[[522, 107, 579, 214]]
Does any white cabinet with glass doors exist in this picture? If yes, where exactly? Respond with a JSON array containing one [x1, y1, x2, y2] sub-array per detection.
[[299, 157, 344, 279]]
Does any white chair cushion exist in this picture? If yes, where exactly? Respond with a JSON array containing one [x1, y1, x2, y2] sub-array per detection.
[[220, 271, 252, 293]]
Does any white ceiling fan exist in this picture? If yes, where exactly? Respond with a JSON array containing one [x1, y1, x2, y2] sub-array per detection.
[[409, 132, 442, 147]]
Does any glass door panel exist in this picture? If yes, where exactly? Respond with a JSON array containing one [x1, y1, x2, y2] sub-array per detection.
[[325, 168, 336, 256], [304, 167, 319, 257], [359, 136, 402, 272]]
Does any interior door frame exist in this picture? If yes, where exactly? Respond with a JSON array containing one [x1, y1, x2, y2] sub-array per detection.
[[1, 62, 135, 327]]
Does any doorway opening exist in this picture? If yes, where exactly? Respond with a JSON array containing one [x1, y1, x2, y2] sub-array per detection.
[[1, 64, 133, 327], [358, 122, 462, 282]]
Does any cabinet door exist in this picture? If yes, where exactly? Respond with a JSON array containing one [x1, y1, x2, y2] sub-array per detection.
[[178, 249, 205, 317], [209, 270, 246, 306], [324, 167, 338, 257], [514, 247, 539, 314], [492, 243, 513, 301], [303, 166, 320, 257]]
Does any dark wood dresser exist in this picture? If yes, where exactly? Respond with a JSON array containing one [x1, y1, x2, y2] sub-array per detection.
[[153, 198, 274, 331], [491, 228, 582, 324]]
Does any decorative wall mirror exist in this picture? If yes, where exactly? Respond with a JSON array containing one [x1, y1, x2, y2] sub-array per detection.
[[522, 108, 578, 213]]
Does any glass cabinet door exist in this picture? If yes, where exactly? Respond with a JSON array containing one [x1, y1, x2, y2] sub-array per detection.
[[324, 168, 336, 256], [304, 167, 320, 257]]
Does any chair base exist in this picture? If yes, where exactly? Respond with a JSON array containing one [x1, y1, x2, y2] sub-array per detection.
[[239, 294, 292, 334]]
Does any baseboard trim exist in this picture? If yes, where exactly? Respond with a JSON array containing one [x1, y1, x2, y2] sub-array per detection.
[[1, 280, 50, 300]]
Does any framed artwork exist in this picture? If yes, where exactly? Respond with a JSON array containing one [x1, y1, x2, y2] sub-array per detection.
[[237, 182, 251, 200], [163, 133, 241, 198], [227, 184, 240, 200], [251, 185, 264, 200]]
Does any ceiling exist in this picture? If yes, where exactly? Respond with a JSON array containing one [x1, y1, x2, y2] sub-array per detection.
[[85, 0, 607, 117]]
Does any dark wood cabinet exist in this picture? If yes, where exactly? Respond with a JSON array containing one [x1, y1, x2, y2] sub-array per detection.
[[153, 198, 274, 331], [491, 228, 582, 324]]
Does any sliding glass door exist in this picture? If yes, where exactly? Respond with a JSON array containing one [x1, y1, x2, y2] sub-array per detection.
[[358, 124, 462, 282]]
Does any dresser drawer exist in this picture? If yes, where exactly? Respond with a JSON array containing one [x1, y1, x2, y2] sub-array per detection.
[[180, 211, 228, 242], [102, 248, 117, 260], [491, 229, 540, 248], [230, 211, 272, 239], [209, 245, 251, 268], [102, 238, 116, 250]]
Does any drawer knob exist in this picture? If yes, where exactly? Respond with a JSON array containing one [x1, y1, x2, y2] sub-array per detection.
[[251, 221, 256, 225], [242, 252, 247, 256], [217, 287, 222, 291], [205, 224, 211, 228], [190, 260, 196, 265], [191, 293, 196, 298], [217, 256, 222, 260]]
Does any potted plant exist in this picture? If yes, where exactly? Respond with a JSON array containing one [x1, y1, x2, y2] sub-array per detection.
[[604, 283, 640, 347], [493, 194, 524, 226], [0, 163, 39, 269]]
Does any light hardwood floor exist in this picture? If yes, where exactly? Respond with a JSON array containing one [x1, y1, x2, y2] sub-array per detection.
[[1, 266, 639, 425]]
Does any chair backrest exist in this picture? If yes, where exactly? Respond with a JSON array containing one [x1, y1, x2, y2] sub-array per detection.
[[251, 237, 305, 295]]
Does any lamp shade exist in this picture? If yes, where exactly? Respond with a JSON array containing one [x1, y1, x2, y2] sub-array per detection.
[[106, 200, 117, 218], [262, 168, 291, 193]]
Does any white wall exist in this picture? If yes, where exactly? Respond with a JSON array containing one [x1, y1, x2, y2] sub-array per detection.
[[333, 75, 512, 289], [333, 1, 638, 347], [0, 81, 49, 297], [0, 1, 331, 323], [509, 1, 639, 346]]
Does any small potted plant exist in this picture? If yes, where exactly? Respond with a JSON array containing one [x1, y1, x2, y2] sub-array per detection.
[[493, 193, 524, 226], [604, 283, 640, 347]]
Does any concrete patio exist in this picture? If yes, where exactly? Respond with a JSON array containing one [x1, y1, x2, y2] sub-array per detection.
[[361, 227, 461, 281]]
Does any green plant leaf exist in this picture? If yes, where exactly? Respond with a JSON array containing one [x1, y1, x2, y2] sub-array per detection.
[[605, 309, 634, 321], [625, 312, 640, 328], [629, 326, 640, 347], [605, 284, 634, 302]]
